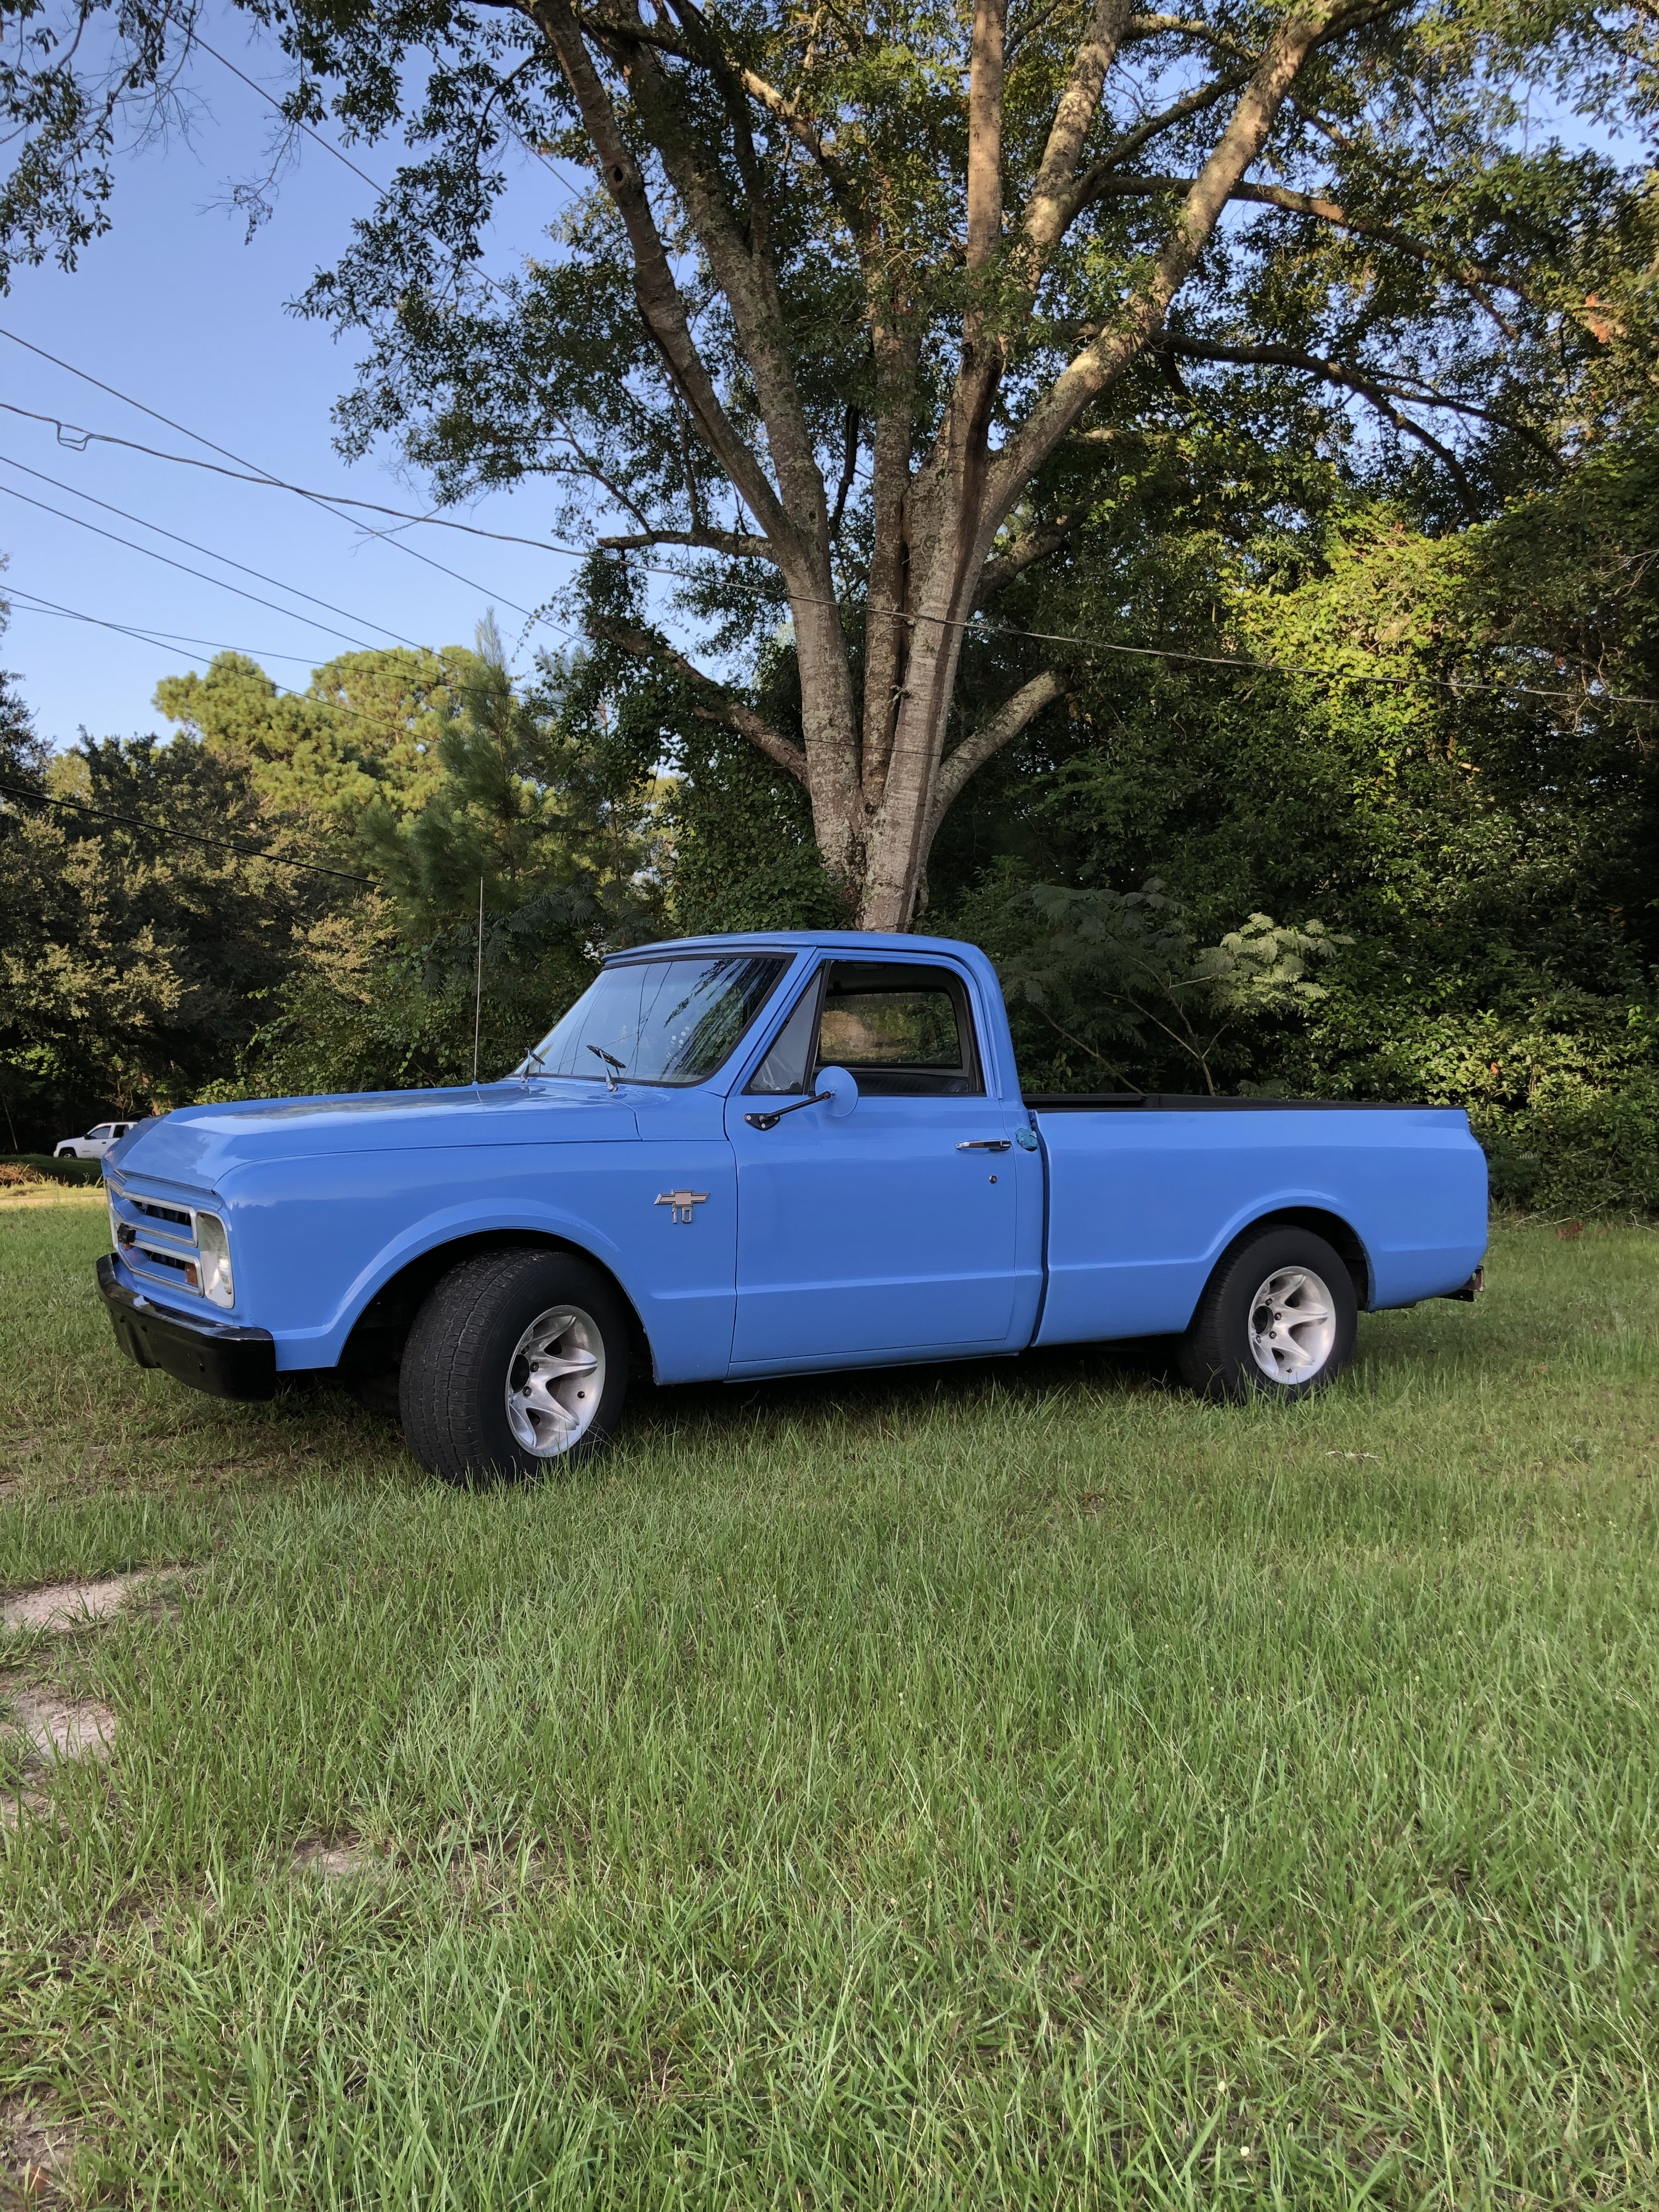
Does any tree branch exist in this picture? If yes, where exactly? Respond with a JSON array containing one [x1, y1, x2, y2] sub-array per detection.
[[593, 621, 811, 786], [929, 666, 1070, 832], [525, 0, 796, 548], [735, 62, 862, 233], [967, 0, 1008, 278], [595, 527, 780, 557], [829, 403, 860, 537], [1079, 174, 1526, 336], [1074, 65, 1252, 188], [1013, 0, 1137, 274], [990, 0, 1344, 522], [1155, 334, 1477, 509], [975, 516, 1073, 604], [618, 11, 831, 562]]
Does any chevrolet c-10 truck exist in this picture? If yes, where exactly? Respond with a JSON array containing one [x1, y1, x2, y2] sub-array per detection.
[[96, 930, 1487, 1480]]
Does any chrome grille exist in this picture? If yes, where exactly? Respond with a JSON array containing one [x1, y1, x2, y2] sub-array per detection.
[[106, 1174, 207, 1299]]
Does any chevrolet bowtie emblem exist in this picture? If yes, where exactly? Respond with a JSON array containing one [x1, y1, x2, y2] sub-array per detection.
[[655, 1189, 708, 1224]]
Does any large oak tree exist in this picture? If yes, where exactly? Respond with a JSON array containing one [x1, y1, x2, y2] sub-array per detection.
[[3, 0, 1651, 922]]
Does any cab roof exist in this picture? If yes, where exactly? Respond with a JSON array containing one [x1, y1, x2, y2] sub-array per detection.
[[607, 930, 977, 962]]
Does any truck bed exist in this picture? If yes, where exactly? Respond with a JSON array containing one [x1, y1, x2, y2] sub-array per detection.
[[1026, 1095, 1488, 1345]]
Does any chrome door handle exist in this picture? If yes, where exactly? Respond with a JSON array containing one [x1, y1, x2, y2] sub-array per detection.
[[956, 1139, 1012, 1152]]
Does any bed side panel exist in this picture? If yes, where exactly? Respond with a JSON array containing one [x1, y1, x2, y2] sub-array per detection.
[[1032, 1107, 1487, 1346]]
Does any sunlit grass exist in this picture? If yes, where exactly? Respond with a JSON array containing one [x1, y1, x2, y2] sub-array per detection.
[[2, 1204, 1657, 2204]]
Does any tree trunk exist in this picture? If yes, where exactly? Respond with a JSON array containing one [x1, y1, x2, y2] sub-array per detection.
[[557, 0, 1341, 932]]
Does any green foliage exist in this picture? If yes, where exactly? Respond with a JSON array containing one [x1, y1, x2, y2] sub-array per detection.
[[561, 568, 842, 935], [0, 731, 321, 1148], [0, 1152, 103, 1184], [154, 645, 472, 840], [987, 878, 1347, 1095], [357, 618, 656, 940], [202, 897, 605, 1100]]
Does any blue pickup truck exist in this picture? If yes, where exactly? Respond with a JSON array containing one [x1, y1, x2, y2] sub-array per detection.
[[97, 930, 1487, 1479]]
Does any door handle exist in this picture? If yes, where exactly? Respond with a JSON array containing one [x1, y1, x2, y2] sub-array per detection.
[[956, 1139, 1012, 1152]]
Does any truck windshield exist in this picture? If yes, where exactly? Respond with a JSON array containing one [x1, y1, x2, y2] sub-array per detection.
[[517, 954, 788, 1086]]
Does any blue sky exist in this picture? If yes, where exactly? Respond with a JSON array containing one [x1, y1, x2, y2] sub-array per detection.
[[0, 20, 587, 751]]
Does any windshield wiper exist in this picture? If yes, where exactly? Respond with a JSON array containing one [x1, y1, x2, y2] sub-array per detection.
[[588, 1045, 627, 1093], [517, 1043, 549, 1089]]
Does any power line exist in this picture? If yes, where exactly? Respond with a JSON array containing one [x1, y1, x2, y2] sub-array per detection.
[[194, 31, 591, 201], [0, 399, 576, 558], [2, 584, 460, 733], [0, 476, 387, 652], [0, 328, 544, 622], [0, 776, 379, 884], [0, 448, 420, 648], [599, 557, 1659, 712], [3, 300, 1646, 713], [4, 588, 358, 665], [175, 44, 1656, 712], [191, 32, 387, 196]]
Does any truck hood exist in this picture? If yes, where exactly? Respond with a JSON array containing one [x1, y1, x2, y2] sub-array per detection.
[[108, 1082, 639, 1195]]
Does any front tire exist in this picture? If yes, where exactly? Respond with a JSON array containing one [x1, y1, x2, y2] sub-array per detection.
[[1178, 1224, 1357, 1402], [399, 1249, 631, 1483]]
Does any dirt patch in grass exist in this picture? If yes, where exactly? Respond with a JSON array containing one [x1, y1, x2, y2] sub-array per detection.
[[2, 1571, 179, 1636], [0, 2095, 78, 2205], [5, 1687, 116, 1763], [292, 1835, 382, 1880], [2, 1679, 116, 1830]]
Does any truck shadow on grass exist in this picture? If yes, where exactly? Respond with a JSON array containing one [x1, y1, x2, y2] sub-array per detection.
[[618, 1333, 1187, 1447], [296, 1303, 1476, 1483]]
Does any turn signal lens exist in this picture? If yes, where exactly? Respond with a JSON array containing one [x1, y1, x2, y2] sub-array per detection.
[[194, 1210, 235, 1309]]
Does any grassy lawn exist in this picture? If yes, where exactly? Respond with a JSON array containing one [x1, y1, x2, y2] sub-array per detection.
[[2, 1201, 1657, 2207]]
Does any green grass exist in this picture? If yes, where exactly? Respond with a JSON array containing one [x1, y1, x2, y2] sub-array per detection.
[[2, 1204, 1658, 2207]]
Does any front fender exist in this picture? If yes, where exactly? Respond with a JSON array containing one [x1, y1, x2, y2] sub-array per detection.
[[220, 1137, 739, 1384]]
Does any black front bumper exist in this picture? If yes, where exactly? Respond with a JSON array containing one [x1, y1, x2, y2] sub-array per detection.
[[97, 1254, 277, 1402]]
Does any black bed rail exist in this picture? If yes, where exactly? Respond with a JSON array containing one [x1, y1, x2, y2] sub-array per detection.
[[1023, 1092, 1444, 1113]]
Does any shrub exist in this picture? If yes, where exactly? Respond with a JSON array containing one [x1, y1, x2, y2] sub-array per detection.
[[0, 1152, 104, 1186]]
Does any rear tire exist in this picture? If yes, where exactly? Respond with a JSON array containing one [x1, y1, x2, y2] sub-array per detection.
[[399, 1249, 630, 1483], [1178, 1224, 1357, 1402]]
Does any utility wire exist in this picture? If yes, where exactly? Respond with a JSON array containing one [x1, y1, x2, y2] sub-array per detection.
[[3, 302, 1648, 708], [157, 55, 1659, 713], [5, 588, 361, 665], [0, 449, 420, 648], [0, 328, 544, 621], [0, 399, 574, 556], [194, 30, 589, 200], [192, 32, 387, 196], [12, 365, 1645, 706], [0, 478, 387, 652], [0, 776, 380, 885], [3, 584, 453, 731]]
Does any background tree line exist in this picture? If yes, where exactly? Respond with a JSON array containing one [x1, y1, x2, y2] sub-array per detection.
[[0, 0, 1655, 1205], [3, 369, 1655, 1213]]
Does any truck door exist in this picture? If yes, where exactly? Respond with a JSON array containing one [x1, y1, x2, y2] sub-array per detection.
[[725, 958, 1019, 1369]]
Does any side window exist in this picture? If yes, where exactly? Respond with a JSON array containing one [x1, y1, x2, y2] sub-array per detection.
[[815, 962, 983, 1097], [747, 975, 822, 1094], [88, 1125, 112, 1138]]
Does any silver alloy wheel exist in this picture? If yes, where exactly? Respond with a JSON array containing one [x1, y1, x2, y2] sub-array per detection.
[[505, 1304, 606, 1456], [1246, 1266, 1337, 1385]]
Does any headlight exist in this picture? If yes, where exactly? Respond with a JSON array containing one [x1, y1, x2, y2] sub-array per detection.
[[194, 1210, 235, 1309]]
